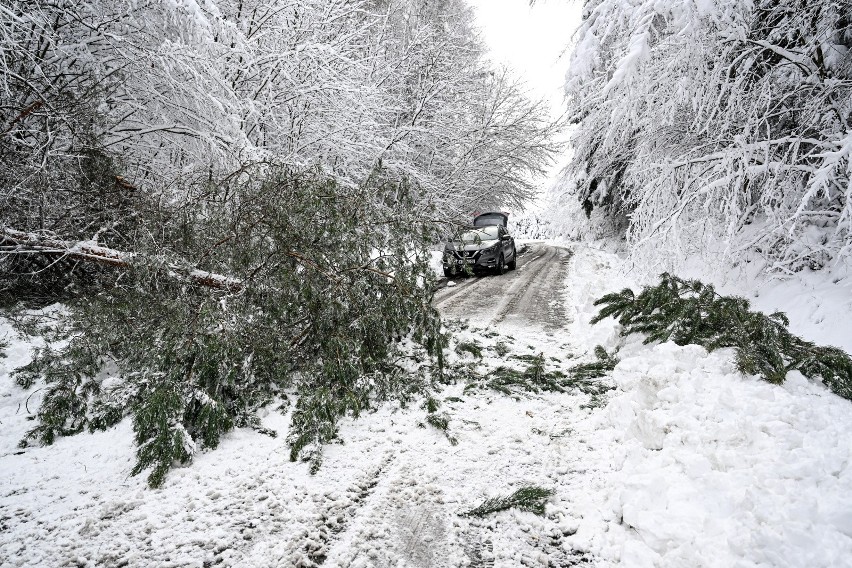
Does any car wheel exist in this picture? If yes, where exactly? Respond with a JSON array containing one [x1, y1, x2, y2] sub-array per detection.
[[507, 247, 517, 270], [495, 254, 506, 275], [443, 267, 454, 278]]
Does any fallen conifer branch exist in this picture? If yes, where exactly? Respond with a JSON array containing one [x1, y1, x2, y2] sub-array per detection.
[[591, 273, 852, 400], [2, 227, 236, 292], [462, 486, 555, 517]]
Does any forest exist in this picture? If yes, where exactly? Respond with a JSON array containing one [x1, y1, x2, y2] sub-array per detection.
[[562, 0, 851, 274]]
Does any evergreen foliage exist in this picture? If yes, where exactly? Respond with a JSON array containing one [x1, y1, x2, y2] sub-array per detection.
[[425, 412, 458, 446], [12, 167, 446, 487], [463, 486, 555, 517], [464, 352, 612, 398], [592, 273, 852, 399], [492, 340, 510, 357], [423, 396, 441, 414], [567, 346, 619, 380], [421, 396, 457, 446], [0, 147, 145, 308], [455, 340, 484, 359]]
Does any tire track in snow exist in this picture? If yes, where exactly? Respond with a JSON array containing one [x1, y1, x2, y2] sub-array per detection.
[[433, 244, 572, 332], [290, 452, 396, 567], [432, 244, 548, 317], [489, 245, 561, 326], [432, 275, 485, 309], [325, 461, 450, 567]]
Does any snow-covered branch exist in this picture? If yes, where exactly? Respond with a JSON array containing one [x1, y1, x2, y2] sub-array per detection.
[[1, 227, 243, 291], [562, 0, 852, 273]]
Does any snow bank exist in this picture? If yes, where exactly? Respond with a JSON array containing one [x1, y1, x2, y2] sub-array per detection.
[[600, 340, 852, 567], [562, 245, 852, 567]]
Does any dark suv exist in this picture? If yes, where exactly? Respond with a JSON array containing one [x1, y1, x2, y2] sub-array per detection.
[[442, 213, 517, 277]]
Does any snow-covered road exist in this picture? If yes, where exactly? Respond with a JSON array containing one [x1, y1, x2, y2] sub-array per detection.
[[434, 243, 572, 331]]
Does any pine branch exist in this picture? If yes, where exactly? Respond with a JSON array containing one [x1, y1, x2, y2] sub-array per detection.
[[568, 345, 619, 380], [462, 486, 554, 517], [591, 274, 852, 400]]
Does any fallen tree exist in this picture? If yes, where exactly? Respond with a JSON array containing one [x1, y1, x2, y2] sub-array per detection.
[[1, 227, 243, 292], [1, 226, 403, 295], [7, 168, 447, 488]]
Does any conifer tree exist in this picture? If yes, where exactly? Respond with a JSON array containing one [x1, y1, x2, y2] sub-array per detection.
[[13, 167, 446, 486]]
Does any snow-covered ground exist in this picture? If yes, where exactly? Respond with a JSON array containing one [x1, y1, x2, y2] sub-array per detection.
[[2, 243, 852, 567], [563, 246, 852, 567]]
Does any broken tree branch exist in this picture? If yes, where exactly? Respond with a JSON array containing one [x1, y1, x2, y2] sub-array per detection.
[[1, 227, 243, 292], [2, 227, 401, 294]]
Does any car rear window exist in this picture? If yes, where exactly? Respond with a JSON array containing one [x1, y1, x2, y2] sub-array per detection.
[[473, 213, 508, 227]]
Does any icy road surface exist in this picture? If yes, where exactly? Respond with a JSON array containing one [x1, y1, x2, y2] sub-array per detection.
[[433, 243, 572, 331]]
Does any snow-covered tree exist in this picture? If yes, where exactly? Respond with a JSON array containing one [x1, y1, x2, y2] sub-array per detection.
[[2, 0, 558, 235], [374, 0, 562, 216], [563, 0, 852, 273]]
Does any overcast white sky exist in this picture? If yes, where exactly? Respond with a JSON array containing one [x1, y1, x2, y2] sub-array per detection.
[[465, 0, 583, 192], [465, 0, 582, 118]]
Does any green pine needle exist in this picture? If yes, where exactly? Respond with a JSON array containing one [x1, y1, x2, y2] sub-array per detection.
[[463, 485, 555, 517], [568, 345, 619, 380], [591, 273, 852, 401]]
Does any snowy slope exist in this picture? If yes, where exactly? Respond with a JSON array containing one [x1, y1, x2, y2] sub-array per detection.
[[2, 244, 852, 567]]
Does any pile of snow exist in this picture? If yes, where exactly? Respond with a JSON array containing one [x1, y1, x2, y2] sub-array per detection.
[[561, 245, 852, 566], [578, 338, 852, 567]]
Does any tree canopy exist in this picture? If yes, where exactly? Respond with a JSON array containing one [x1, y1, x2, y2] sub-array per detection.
[[563, 0, 851, 273]]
